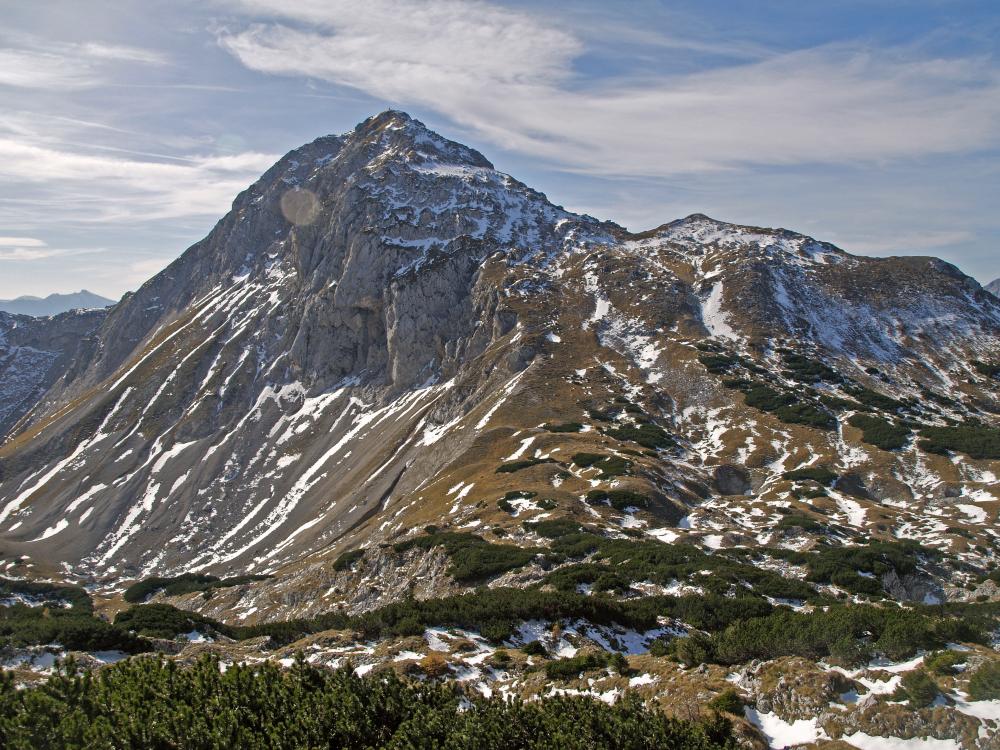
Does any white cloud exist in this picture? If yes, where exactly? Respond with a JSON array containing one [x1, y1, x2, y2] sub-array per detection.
[[0, 38, 167, 89], [0, 136, 278, 223], [0, 245, 104, 262], [217, 0, 1000, 176], [0, 237, 46, 247]]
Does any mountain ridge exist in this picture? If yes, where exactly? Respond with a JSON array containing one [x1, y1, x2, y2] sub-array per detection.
[[0, 110, 997, 597], [0, 290, 114, 317]]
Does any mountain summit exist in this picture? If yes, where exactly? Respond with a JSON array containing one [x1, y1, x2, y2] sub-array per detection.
[[0, 111, 997, 604]]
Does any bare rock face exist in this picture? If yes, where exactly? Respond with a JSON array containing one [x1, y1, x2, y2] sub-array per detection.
[[743, 657, 855, 722], [712, 465, 751, 496], [0, 309, 107, 437], [0, 109, 997, 604]]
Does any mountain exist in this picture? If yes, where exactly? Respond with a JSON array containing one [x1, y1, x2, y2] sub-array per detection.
[[1, 112, 999, 745], [0, 290, 114, 317], [2, 108, 997, 584], [987, 278, 1000, 297]]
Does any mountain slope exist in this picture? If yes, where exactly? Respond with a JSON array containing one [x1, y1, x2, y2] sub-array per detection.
[[0, 290, 114, 317], [987, 277, 1000, 297], [0, 111, 997, 610]]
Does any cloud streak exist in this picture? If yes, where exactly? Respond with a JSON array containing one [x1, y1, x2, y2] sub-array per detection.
[[0, 37, 168, 90], [218, 0, 1000, 176]]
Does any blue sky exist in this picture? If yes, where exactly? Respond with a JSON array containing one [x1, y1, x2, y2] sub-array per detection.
[[1, 0, 998, 299]]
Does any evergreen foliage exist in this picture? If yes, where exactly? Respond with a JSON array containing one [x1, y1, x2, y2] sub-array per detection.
[[122, 574, 269, 604], [848, 414, 910, 450], [332, 549, 366, 571], [969, 661, 1000, 700], [0, 656, 736, 749], [918, 424, 1000, 459], [393, 532, 540, 582]]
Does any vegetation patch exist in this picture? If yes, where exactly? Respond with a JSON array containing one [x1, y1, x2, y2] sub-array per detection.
[[585, 489, 650, 511], [776, 514, 825, 533], [782, 466, 838, 486], [698, 354, 740, 374], [0, 577, 92, 612], [780, 352, 841, 384], [393, 532, 540, 582], [0, 655, 736, 749], [726, 381, 836, 430], [973, 360, 1000, 379], [604, 422, 676, 450], [848, 414, 910, 450], [844, 385, 905, 412], [543, 422, 583, 433], [918, 423, 1000, 459], [123, 574, 269, 604], [496, 458, 556, 473], [332, 549, 366, 572], [524, 518, 583, 538], [571, 453, 631, 478]]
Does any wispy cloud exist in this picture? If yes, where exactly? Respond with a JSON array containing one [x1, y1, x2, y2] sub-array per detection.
[[0, 237, 46, 247], [0, 36, 168, 89], [217, 0, 1000, 176], [0, 132, 277, 224]]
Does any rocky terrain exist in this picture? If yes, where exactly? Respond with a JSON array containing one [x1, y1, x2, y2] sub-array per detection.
[[1, 111, 999, 749]]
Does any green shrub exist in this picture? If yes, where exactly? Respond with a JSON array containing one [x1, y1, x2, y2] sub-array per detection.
[[333, 549, 366, 571], [923, 650, 965, 676], [0, 655, 737, 749], [969, 661, 1000, 700], [783, 466, 837, 486], [0, 577, 92, 612], [571, 453, 632, 478], [524, 518, 583, 538], [699, 354, 739, 374], [773, 403, 837, 430], [544, 422, 583, 433], [846, 385, 904, 412], [896, 669, 938, 708], [114, 603, 223, 640], [522, 640, 548, 657], [708, 689, 745, 715], [848, 414, 910, 450], [585, 489, 650, 511], [496, 458, 556, 473], [918, 424, 1000, 459], [394, 532, 539, 582], [545, 652, 609, 679], [973, 360, 1000, 378], [605, 423, 676, 450], [675, 633, 713, 667], [781, 353, 841, 383], [777, 515, 824, 532], [122, 574, 269, 603]]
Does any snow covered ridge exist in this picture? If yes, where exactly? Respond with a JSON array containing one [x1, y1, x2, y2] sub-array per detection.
[[0, 108, 997, 597]]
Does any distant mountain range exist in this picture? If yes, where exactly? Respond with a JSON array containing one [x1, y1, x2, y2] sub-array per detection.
[[0, 290, 114, 317], [987, 278, 1000, 297]]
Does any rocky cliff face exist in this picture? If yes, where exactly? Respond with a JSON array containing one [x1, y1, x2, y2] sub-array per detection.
[[0, 309, 107, 437], [0, 111, 998, 603]]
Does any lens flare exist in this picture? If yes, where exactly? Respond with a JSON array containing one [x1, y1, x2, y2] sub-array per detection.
[[280, 188, 320, 226]]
